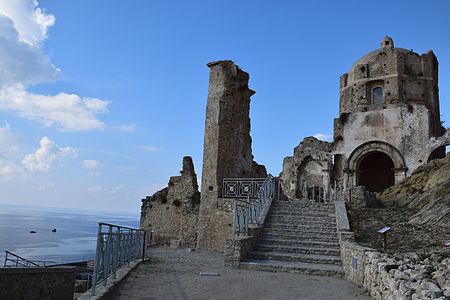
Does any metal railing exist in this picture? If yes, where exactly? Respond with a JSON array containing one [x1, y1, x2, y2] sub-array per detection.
[[223, 178, 266, 198], [91, 222, 145, 296], [3, 251, 55, 268], [329, 181, 348, 202], [230, 175, 275, 240]]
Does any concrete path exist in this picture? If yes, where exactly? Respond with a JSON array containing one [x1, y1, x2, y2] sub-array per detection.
[[107, 246, 371, 300]]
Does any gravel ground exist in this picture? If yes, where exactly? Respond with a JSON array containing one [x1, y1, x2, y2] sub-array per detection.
[[107, 246, 371, 300]]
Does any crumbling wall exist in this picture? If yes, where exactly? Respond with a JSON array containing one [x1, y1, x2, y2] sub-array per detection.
[[197, 60, 266, 251], [280, 137, 332, 199], [140, 156, 200, 248]]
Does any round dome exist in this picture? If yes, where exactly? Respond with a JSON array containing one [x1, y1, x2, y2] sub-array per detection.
[[346, 37, 413, 85]]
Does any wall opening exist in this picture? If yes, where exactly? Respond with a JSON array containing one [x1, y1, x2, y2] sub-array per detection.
[[357, 151, 395, 192], [428, 145, 450, 162], [372, 87, 383, 105]]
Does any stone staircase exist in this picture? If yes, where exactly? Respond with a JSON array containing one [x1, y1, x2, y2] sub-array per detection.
[[239, 199, 344, 277]]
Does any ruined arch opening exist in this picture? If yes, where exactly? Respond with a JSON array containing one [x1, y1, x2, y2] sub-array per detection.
[[428, 145, 450, 162], [357, 151, 395, 192]]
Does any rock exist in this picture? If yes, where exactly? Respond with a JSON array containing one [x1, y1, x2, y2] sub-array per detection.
[[416, 281, 444, 298]]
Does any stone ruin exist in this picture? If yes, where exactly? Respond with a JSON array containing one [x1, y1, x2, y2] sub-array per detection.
[[140, 60, 266, 251], [282, 36, 450, 198], [140, 156, 200, 248], [140, 36, 450, 251]]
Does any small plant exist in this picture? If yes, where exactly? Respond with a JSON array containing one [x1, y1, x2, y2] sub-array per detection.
[[173, 199, 182, 207], [423, 265, 435, 279], [417, 251, 430, 261]]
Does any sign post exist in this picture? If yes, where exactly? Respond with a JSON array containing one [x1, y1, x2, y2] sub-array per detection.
[[378, 226, 391, 251]]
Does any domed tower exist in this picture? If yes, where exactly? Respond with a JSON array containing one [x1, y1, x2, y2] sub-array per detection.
[[333, 36, 445, 192]]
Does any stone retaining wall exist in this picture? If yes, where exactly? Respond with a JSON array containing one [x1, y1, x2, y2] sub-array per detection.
[[335, 201, 449, 299], [224, 226, 262, 267]]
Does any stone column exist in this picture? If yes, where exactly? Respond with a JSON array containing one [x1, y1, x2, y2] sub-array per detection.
[[197, 61, 264, 251]]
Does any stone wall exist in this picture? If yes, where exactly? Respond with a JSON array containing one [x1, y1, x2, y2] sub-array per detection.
[[223, 226, 262, 267], [0, 267, 75, 300], [335, 201, 449, 299], [140, 156, 200, 248], [197, 60, 266, 251], [280, 137, 332, 199]]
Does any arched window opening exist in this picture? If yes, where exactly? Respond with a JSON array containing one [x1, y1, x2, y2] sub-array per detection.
[[372, 87, 383, 105]]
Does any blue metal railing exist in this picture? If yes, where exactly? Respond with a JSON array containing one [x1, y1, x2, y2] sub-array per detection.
[[230, 175, 275, 240], [3, 251, 56, 268], [91, 222, 145, 295]]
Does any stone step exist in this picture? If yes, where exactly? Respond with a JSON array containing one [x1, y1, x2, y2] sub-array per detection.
[[270, 207, 335, 213], [262, 226, 338, 234], [271, 203, 335, 210], [263, 222, 337, 230], [260, 232, 339, 242], [248, 250, 342, 265], [239, 259, 344, 277], [254, 244, 340, 256], [260, 234, 338, 244], [267, 213, 335, 219], [267, 212, 335, 218], [257, 238, 339, 248], [264, 218, 336, 225]]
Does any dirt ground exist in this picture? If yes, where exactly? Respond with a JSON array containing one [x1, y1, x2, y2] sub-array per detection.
[[107, 246, 371, 300]]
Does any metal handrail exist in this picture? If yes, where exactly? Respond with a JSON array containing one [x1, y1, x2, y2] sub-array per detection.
[[3, 251, 55, 268], [91, 222, 145, 296], [231, 174, 275, 240]]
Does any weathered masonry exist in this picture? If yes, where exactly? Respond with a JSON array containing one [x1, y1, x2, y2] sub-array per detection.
[[282, 37, 450, 198], [196, 60, 266, 251], [140, 156, 200, 248], [140, 37, 450, 253]]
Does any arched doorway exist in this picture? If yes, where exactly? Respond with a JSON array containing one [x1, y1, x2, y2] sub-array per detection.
[[357, 151, 395, 192]]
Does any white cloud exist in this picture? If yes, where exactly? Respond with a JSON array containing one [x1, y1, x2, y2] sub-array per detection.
[[139, 145, 160, 152], [0, 121, 21, 159], [22, 136, 76, 172], [83, 159, 103, 176], [83, 159, 102, 170], [0, 85, 109, 131], [0, 124, 75, 180], [313, 133, 333, 142], [114, 123, 136, 133], [0, 1, 109, 131], [87, 184, 123, 194], [0, 160, 24, 181], [0, 0, 55, 45], [0, 122, 23, 180]]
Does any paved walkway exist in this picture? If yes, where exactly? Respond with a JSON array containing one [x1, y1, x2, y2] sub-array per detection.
[[108, 246, 371, 300]]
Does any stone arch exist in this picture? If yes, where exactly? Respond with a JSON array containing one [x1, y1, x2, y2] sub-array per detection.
[[428, 129, 450, 161], [296, 156, 324, 198], [347, 141, 407, 188]]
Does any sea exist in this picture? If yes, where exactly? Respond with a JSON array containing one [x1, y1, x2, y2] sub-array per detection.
[[0, 204, 139, 266]]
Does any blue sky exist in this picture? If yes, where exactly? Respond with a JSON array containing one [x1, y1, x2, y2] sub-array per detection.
[[0, 0, 449, 213]]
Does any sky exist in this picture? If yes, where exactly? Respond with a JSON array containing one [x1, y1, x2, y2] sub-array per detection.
[[0, 0, 449, 214]]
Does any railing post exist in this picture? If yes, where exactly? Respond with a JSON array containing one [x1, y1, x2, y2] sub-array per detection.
[[142, 231, 146, 262], [91, 223, 102, 296], [232, 200, 237, 241]]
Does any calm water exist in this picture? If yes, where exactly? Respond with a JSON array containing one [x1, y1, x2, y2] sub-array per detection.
[[0, 204, 139, 265]]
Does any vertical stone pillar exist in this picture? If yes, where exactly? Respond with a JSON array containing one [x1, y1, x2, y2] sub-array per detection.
[[196, 60, 264, 251]]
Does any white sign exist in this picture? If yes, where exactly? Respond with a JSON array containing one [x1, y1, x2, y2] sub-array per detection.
[[378, 226, 391, 234]]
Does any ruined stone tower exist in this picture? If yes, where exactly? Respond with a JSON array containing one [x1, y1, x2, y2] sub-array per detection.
[[281, 37, 450, 197], [197, 60, 266, 251], [333, 36, 445, 192]]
